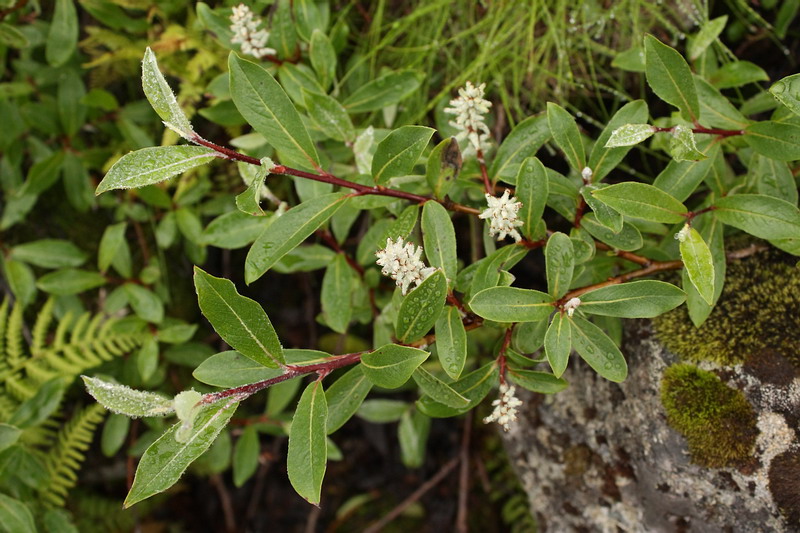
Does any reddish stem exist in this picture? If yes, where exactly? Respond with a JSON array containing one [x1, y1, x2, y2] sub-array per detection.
[[653, 126, 744, 137]]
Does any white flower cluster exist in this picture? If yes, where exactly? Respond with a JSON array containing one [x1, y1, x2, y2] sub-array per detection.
[[483, 383, 523, 432], [375, 237, 436, 295], [479, 189, 524, 242], [230, 4, 276, 59], [444, 81, 492, 154]]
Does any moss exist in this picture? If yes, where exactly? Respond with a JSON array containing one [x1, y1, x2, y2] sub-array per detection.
[[769, 450, 800, 524], [661, 364, 757, 468], [652, 247, 800, 366]]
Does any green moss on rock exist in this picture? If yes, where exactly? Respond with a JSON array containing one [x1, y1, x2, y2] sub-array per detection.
[[653, 248, 800, 366], [661, 364, 757, 468]]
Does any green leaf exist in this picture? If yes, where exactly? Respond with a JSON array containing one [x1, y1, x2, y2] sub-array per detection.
[[245, 192, 347, 283], [580, 280, 687, 317], [695, 76, 749, 130], [544, 314, 571, 377], [545, 232, 574, 299], [325, 366, 372, 434], [470, 287, 554, 323], [101, 414, 130, 457], [547, 103, 585, 171], [604, 124, 655, 148], [9, 378, 66, 430], [0, 424, 22, 453], [508, 369, 568, 394], [581, 214, 643, 251], [396, 270, 447, 343], [136, 336, 159, 381], [58, 70, 86, 137], [589, 101, 649, 181], [644, 34, 700, 121], [709, 61, 768, 89], [304, 90, 355, 142], [293, 0, 325, 41], [287, 381, 327, 505], [309, 29, 336, 90], [770, 73, 800, 117], [124, 284, 164, 324], [0, 494, 35, 533], [591, 182, 687, 223], [124, 400, 238, 507], [435, 306, 467, 380], [755, 155, 798, 206], [714, 194, 800, 240], [82, 376, 173, 418], [194, 267, 284, 368], [684, 216, 726, 325], [96, 146, 217, 194], [321, 254, 355, 334], [228, 52, 320, 171], [417, 362, 498, 418], [412, 367, 469, 408], [343, 71, 421, 112], [422, 202, 457, 281], [398, 410, 430, 468], [490, 115, 551, 184], [46, 0, 78, 67], [371, 126, 434, 185], [676, 225, 715, 306], [516, 157, 549, 239], [19, 151, 65, 197], [569, 316, 627, 382], [37, 269, 106, 295], [0, 22, 29, 48], [10, 239, 86, 269], [612, 45, 645, 72], [469, 245, 528, 296], [426, 137, 462, 199], [4, 260, 35, 308], [669, 125, 707, 162], [233, 426, 260, 487], [653, 143, 718, 202], [358, 399, 407, 423], [98, 223, 127, 273], [744, 121, 800, 161], [193, 351, 283, 388], [361, 344, 430, 389], [202, 211, 272, 249], [688, 15, 727, 60], [141, 48, 194, 138], [582, 184, 623, 232]]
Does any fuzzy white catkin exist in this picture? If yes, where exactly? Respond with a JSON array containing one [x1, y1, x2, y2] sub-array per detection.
[[230, 4, 276, 59], [375, 237, 436, 295], [483, 383, 524, 431], [479, 189, 525, 242], [444, 81, 492, 154]]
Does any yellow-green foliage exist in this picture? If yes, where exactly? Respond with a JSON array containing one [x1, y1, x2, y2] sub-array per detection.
[[660, 364, 757, 468], [653, 249, 800, 366]]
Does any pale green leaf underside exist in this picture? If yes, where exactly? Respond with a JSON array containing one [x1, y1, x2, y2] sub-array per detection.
[[96, 146, 217, 194]]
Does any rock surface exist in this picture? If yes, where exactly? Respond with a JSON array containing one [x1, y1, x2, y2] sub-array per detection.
[[500, 320, 799, 532]]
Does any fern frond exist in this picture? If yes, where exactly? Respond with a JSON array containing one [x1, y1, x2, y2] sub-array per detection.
[[6, 302, 25, 369], [52, 311, 74, 351], [5, 373, 37, 402], [70, 490, 137, 533], [0, 297, 9, 364], [31, 298, 55, 355], [69, 313, 91, 346], [41, 404, 106, 507]]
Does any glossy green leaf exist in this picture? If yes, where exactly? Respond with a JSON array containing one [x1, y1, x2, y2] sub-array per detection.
[[309, 29, 336, 89], [228, 52, 319, 171], [194, 267, 284, 368], [516, 157, 549, 238], [58, 70, 86, 137], [569, 316, 627, 382], [755, 155, 798, 206], [582, 185, 623, 232], [412, 367, 468, 408], [343, 70, 421, 112], [193, 351, 282, 388], [4, 259, 35, 308], [0, 424, 21, 453], [694, 76, 749, 130], [770, 73, 800, 117], [287, 381, 328, 505], [469, 245, 528, 297], [124, 284, 164, 324], [422, 202, 457, 281], [688, 15, 727, 60], [653, 143, 717, 202], [82, 376, 173, 418], [644, 34, 699, 121], [136, 336, 159, 381], [101, 414, 130, 457], [398, 409, 430, 468], [417, 362, 498, 418], [0, 494, 35, 533], [470, 287, 554, 323], [435, 306, 467, 380], [325, 366, 372, 434], [19, 151, 65, 197], [371, 126, 434, 185], [304, 90, 355, 142], [580, 280, 686, 317], [142, 48, 194, 138], [37, 269, 106, 295], [202, 211, 273, 249], [489, 115, 551, 184], [396, 270, 447, 343], [98, 223, 126, 273], [245, 192, 347, 283], [9, 378, 66, 429], [675, 225, 715, 306], [96, 146, 217, 194], [321, 254, 355, 334], [233, 426, 260, 487], [590, 101, 649, 181], [357, 400, 407, 423], [669, 125, 707, 162], [545, 232, 574, 299], [0, 22, 28, 48], [124, 400, 238, 507], [361, 344, 430, 389], [709, 61, 768, 89], [547, 102, 585, 170], [293, 0, 325, 41], [604, 124, 655, 148], [425, 137, 462, 199], [714, 194, 800, 240], [46, 0, 78, 67], [591, 182, 687, 223], [684, 216, 726, 326], [10, 239, 86, 269], [508, 369, 568, 394], [744, 121, 800, 161], [544, 313, 571, 377], [581, 214, 643, 251]]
